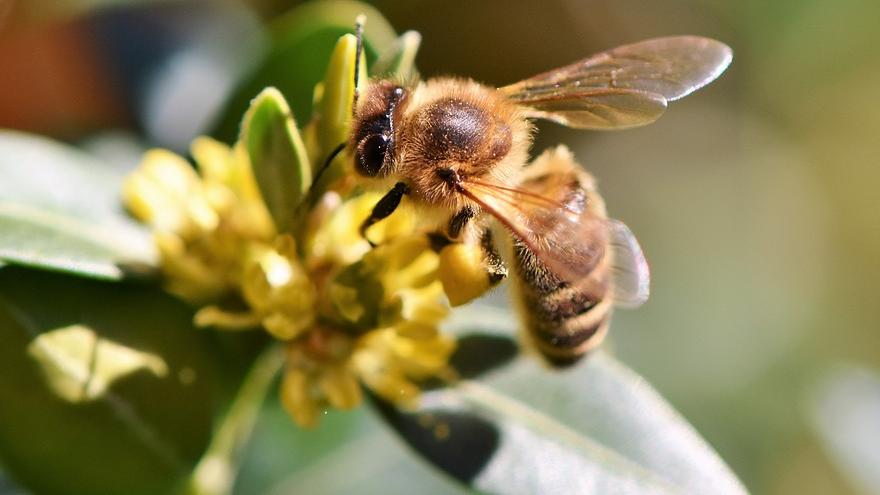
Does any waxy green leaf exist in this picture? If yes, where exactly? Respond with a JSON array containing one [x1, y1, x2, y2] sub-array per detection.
[[375, 306, 747, 495], [242, 88, 312, 233], [0, 131, 156, 280], [0, 268, 221, 495], [315, 33, 365, 156]]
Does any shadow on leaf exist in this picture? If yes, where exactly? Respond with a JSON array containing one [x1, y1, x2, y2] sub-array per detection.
[[448, 333, 518, 380], [370, 396, 500, 484]]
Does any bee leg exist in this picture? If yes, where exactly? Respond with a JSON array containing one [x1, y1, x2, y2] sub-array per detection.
[[360, 182, 409, 245], [479, 228, 508, 286], [436, 227, 507, 306], [427, 233, 452, 251], [447, 206, 475, 240], [444, 207, 507, 285]]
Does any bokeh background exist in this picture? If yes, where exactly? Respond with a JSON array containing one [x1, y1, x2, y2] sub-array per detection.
[[1, 0, 878, 493]]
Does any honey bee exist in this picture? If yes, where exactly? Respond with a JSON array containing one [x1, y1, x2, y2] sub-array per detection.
[[349, 34, 732, 365]]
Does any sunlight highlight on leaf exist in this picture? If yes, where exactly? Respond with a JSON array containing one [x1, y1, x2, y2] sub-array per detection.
[[27, 324, 169, 403]]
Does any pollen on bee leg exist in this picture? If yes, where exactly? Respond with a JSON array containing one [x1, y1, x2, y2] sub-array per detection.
[[438, 242, 495, 306]]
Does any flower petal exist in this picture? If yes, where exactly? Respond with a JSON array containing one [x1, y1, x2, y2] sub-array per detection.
[[280, 368, 320, 429], [319, 365, 363, 410]]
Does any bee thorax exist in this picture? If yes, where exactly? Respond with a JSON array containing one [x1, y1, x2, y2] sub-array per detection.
[[415, 97, 512, 173]]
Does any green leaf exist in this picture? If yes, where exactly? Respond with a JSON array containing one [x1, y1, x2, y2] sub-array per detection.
[[374, 306, 747, 494], [27, 324, 170, 403], [242, 88, 312, 233], [371, 30, 422, 80], [0, 131, 156, 280], [212, 0, 398, 144], [233, 398, 462, 495], [0, 267, 230, 495], [315, 32, 365, 156], [290, 31, 368, 220]]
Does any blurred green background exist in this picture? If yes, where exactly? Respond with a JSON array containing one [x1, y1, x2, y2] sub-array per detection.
[[1, 0, 878, 493]]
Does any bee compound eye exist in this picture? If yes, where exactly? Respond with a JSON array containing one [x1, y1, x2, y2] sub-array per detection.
[[356, 134, 390, 177]]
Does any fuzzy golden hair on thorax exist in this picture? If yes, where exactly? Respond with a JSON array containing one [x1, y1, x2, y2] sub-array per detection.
[[394, 77, 532, 209]]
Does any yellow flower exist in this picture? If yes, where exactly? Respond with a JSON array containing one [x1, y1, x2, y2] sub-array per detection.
[[119, 25, 503, 429], [125, 73, 476, 429], [125, 131, 469, 428], [123, 138, 274, 302], [277, 226, 454, 428], [352, 326, 455, 404], [161, 179, 457, 428], [279, 320, 455, 428], [241, 236, 317, 340], [306, 191, 417, 268], [279, 326, 359, 428], [194, 234, 317, 341]]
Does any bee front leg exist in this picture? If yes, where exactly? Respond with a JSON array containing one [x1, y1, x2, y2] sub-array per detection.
[[445, 208, 506, 284], [447, 206, 475, 240], [360, 182, 409, 244]]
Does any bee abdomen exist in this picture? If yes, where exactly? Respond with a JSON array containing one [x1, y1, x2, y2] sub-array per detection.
[[512, 241, 612, 367], [526, 296, 611, 367]]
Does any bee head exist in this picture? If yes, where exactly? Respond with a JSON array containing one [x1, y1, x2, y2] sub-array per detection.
[[352, 82, 406, 178]]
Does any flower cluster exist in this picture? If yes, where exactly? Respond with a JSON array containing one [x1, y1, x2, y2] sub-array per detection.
[[123, 138, 275, 302], [120, 28, 507, 427], [124, 139, 460, 428]]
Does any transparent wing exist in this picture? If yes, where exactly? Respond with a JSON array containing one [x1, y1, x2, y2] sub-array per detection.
[[459, 178, 608, 284], [607, 220, 650, 308], [512, 88, 668, 130], [499, 36, 732, 129], [459, 178, 650, 305]]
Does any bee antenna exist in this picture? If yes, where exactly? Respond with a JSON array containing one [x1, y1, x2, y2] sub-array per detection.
[[353, 14, 366, 116], [314, 142, 346, 189], [296, 142, 347, 216]]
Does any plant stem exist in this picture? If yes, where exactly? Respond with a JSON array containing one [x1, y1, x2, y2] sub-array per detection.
[[185, 344, 286, 495]]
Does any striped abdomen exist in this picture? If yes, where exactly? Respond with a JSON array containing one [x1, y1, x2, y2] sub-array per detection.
[[511, 239, 612, 366], [507, 147, 614, 366]]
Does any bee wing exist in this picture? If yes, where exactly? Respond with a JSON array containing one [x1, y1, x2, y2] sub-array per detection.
[[608, 220, 651, 308], [459, 179, 608, 283], [460, 179, 650, 305], [499, 36, 732, 129], [503, 88, 669, 130]]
